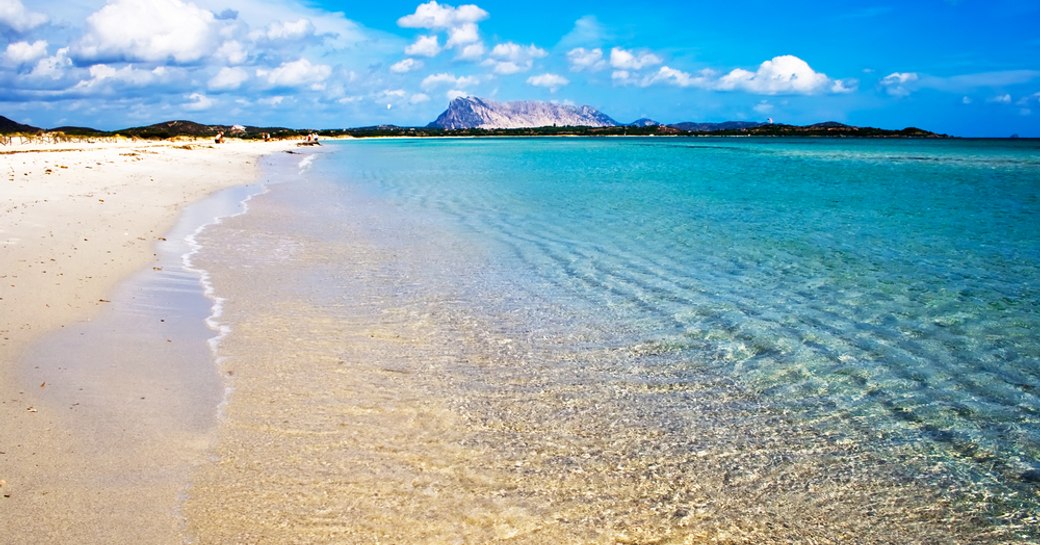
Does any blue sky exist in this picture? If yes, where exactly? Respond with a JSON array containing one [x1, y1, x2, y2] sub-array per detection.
[[2, 0, 1038, 136]]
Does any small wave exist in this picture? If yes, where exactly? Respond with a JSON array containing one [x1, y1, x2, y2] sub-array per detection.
[[298, 154, 316, 173]]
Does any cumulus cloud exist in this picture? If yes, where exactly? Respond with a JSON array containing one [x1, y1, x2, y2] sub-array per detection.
[[880, 71, 918, 97], [456, 42, 485, 61], [215, 40, 247, 65], [446, 22, 480, 47], [258, 58, 331, 89], [483, 42, 547, 74], [398, 1, 488, 60], [527, 73, 568, 92], [421, 72, 478, 90], [74, 0, 218, 64], [4, 40, 48, 67], [252, 18, 315, 42], [610, 47, 662, 71], [184, 92, 214, 111], [717, 55, 834, 95], [405, 35, 441, 57], [73, 63, 170, 91], [390, 58, 424, 73], [0, 0, 48, 32], [209, 66, 249, 90], [989, 93, 1012, 104], [643, 65, 716, 88], [410, 92, 430, 104], [446, 88, 468, 100], [398, 1, 488, 30], [27, 47, 73, 81], [567, 47, 607, 72], [831, 79, 857, 94]]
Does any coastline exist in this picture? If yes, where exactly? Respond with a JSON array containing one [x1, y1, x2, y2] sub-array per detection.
[[0, 139, 295, 544]]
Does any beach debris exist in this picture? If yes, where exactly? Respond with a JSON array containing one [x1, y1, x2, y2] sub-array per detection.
[[1, 479, 8, 498], [26, 406, 36, 413], [98, 299, 110, 303], [39, 382, 45, 389]]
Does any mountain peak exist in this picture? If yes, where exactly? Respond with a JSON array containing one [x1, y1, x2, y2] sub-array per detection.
[[429, 97, 617, 129]]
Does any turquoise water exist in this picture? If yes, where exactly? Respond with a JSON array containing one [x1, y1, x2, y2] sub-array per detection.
[[268, 137, 1039, 540]]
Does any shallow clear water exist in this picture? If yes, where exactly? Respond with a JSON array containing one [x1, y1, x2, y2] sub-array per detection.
[[201, 138, 1040, 543]]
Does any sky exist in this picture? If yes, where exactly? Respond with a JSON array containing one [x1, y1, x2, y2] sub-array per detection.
[[1, 0, 1039, 136]]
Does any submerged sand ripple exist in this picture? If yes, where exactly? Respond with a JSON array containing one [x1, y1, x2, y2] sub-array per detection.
[[183, 170, 1022, 544]]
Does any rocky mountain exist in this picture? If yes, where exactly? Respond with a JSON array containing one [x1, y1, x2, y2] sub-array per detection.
[[429, 96, 618, 129], [629, 118, 661, 127], [0, 115, 42, 134]]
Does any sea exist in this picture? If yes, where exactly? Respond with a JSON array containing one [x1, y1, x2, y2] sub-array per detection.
[[187, 137, 1039, 543]]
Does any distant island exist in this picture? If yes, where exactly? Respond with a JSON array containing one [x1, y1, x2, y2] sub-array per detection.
[[2, 97, 949, 141]]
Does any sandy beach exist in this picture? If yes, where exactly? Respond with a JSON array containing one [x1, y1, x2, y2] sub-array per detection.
[[0, 139, 293, 544]]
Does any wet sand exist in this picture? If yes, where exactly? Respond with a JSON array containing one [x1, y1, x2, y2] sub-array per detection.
[[0, 139, 293, 544]]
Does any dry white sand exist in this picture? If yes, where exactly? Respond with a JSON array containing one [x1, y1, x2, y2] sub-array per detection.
[[0, 139, 294, 544]]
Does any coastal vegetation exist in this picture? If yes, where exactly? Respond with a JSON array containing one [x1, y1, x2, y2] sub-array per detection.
[[2, 115, 948, 142]]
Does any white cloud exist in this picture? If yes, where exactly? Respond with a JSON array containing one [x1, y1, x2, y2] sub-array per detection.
[[184, 92, 214, 111], [73, 63, 168, 90], [990, 93, 1012, 104], [483, 42, 547, 74], [4, 40, 48, 66], [753, 100, 774, 114], [447, 88, 468, 100], [717, 55, 834, 95], [0, 0, 48, 32], [831, 79, 857, 94], [252, 18, 315, 41], [421, 72, 479, 90], [558, 15, 608, 49], [962, 96, 972, 105], [643, 65, 715, 88], [877, 70, 1040, 97], [880, 71, 919, 97], [74, 0, 218, 64], [216, 40, 247, 65], [27, 47, 73, 81], [489, 42, 546, 62], [399, 2, 487, 60], [567, 47, 607, 72], [610, 47, 662, 71], [390, 58, 424, 73], [405, 35, 441, 57], [456, 42, 485, 61], [258, 58, 331, 89], [337, 95, 363, 105], [612, 70, 631, 84], [446, 22, 480, 47], [398, 1, 488, 30], [410, 93, 430, 104], [209, 66, 249, 90], [527, 73, 568, 92]]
